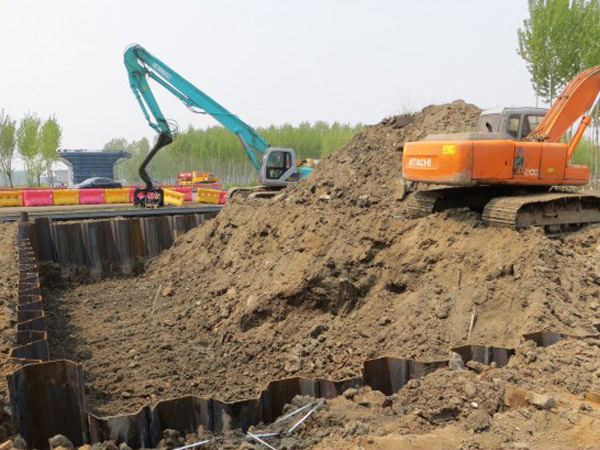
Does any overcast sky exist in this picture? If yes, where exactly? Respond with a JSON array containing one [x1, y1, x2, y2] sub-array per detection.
[[0, 0, 537, 150]]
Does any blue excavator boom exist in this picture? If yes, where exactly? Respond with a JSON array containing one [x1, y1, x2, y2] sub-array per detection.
[[124, 44, 314, 206]]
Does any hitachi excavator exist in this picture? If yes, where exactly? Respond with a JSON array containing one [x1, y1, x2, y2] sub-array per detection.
[[403, 64, 600, 232], [124, 44, 316, 207]]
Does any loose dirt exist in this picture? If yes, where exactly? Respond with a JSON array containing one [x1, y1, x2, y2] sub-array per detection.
[[89, 340, 600, 449], [43, 100, 600, 450]]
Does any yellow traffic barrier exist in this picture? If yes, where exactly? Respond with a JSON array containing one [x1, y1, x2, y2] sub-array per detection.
[[163, 188, 185, 206], [0, 190, 23, 207], [197, 188, 222, 204], [104, 188, 131, 204], [52, 189, 79, 205]]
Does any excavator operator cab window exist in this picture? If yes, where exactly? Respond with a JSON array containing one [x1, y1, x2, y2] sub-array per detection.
[[266, 151, 292, 180], [521, 114, 544, 137], [506, 114, 521, 139]]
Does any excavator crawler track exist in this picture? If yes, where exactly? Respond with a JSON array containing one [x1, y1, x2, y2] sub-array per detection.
[[483, 192, 600, 231], [407, 186, 537, 215], [408, 187, 600, 232]]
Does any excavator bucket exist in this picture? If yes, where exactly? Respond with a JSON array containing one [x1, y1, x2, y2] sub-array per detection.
[[133, 187, 164, 208]]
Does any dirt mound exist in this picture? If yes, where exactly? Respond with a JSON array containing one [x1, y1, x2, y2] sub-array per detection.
[[45, 100, 600, 417], [284, 99, 481, 208]]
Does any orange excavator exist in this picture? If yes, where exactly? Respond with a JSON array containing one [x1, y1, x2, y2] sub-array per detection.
[[402, 65, 600, 232]]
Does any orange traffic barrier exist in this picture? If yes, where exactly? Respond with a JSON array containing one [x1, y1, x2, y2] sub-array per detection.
[[0, 190, 23, 207], [79, 189, 105, 204], [197, 188, 224, 204], [23, 190, 53, 207], [163, 188, 185, 206], [52, 189, 79, 205], [104, 188, 131, 204]]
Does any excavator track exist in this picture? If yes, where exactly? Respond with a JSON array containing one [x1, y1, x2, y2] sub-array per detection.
[[407, 186, 538, 215], [409, 187, 600, 232], [482, 192, 600, 231]]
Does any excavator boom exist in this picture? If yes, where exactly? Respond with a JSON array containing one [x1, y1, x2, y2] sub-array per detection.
[[124, 44, 312, 206], [527, 65, 600, 143]]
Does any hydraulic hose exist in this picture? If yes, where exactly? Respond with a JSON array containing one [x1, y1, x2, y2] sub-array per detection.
[[139, 132, 173, 190]]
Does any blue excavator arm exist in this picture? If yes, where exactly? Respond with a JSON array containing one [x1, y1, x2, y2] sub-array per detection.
[[124, 44, 315, 205], [124, 44, 269, 173]]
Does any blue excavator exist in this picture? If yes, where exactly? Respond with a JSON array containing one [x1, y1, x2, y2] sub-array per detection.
[[124, 44, 316, 207]]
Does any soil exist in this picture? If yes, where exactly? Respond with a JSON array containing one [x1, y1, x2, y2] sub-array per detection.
[[40, 100, 600, 447], [82, 341, 600, 449]]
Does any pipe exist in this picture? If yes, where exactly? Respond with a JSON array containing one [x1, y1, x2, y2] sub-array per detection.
[[567, 115, 592, 160]]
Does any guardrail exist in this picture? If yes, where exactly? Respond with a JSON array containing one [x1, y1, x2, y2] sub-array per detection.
[[0, 186, 229, 208]]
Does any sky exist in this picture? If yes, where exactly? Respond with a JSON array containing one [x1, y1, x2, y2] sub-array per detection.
[[0, 0, 537, 150]]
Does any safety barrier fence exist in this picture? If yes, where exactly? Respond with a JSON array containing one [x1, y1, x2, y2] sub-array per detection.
[[196, 188, 227, 204], [10, 218, 600, 449], [0, 186, 226, 207]]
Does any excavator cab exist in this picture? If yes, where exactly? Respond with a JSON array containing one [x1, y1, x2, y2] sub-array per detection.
[[260, 148, 301, 187], [476, 107, 547, 140]]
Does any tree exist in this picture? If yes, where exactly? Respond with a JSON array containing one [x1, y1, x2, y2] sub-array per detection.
[[105, 122, 362, 185], [17, 114, 42, 186], [580, 0, 600, 68], [39, 116, 62, 186], [517, 0, 600, 104], [103, 138, 128, 151], [0, 110, 16, 187]]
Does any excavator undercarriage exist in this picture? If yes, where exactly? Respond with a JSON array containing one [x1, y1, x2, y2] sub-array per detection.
[[226, 186, 281, 200], [408, 187, 600, 233]]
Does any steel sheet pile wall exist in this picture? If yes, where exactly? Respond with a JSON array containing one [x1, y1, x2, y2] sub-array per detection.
[[8, 223, 88, 449], [6, 218, 600, 448], [9, 225, 48, 364], [28, 213, 214, 279]]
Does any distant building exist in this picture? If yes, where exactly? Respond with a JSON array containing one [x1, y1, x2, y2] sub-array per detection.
[[51, 169, 69, 186], [58, 149, 131, 185]]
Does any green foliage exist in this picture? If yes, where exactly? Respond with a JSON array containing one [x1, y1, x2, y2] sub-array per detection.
[[103, 138, 128, 151], [0, 110, 16, 187], [17, 114, 42, 186], [39, 116, 62, 186], [39, 116, 61, 163], [518, 0, 600, 103], [109, 121, 362, 185], [570, 135, 594, 166], [570, 130, 600, 187]]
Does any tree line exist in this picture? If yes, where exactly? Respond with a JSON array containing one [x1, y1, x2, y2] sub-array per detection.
[[105, 121, 362, 185], [518, 0, 600, 187], [518, 0, 600, 105], [0, 111, 62, 187]]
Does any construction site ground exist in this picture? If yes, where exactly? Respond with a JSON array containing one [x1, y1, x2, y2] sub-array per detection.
[[4, 100, 600, 448]]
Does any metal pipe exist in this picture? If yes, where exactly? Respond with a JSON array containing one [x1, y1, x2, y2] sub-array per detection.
[[274, 401, 316, 423], [171, 439, 212, 450], [568, 115, 592, 159], [288, 399, 325, 434], [247, 431, 278, 450]]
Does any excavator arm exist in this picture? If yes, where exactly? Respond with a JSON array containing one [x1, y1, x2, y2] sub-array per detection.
[[527, 64, 600, 143], [123, 44, 272, 205]]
